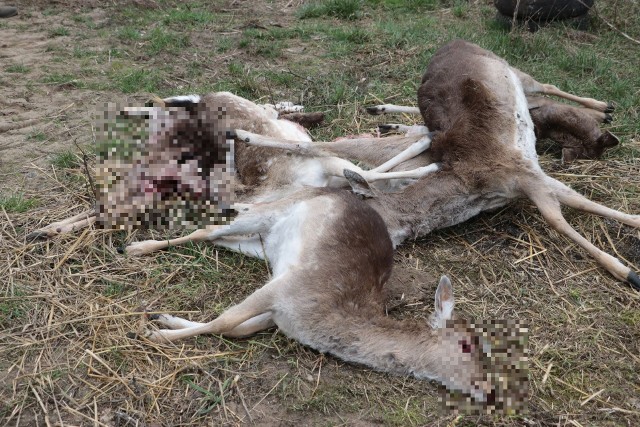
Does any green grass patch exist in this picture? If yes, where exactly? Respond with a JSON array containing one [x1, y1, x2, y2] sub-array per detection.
[[238, 29, 284, 58], [72, 47, 96, 59], [49, 26, 70, 37], [42, 72, 84, 88], [0, 297, 28, 326], [117, 26, 142, 42], [108, 65, 164, 94], [161, 8, 216, 26], [216, 36, 232, 53], [27, 131, 47, 142], [101, 280, 128, 297], [5, 64, 30, 73], [298, 0, 363, 20], [144, 27, 189, 55], [52, 151, 79, 169], [0, 193, 38, 213]]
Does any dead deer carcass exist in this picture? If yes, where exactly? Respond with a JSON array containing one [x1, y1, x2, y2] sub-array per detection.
[[133, 185, 494, 402]]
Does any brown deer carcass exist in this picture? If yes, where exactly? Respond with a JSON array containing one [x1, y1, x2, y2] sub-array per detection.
[[363, 40, 639, 289]]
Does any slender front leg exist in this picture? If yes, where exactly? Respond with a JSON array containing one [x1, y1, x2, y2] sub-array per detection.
[[370, 134, 433, 173], [318, 157, 439, 185], [124, 227, 219, 256], [27, 208, 96, 240], [378, 124, 429, 136], [148, 312, 274, 337], [141, 275, 285, 343], [365, 104, 421, 115]]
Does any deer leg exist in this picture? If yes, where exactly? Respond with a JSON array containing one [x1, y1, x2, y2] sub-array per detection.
[[545, 177, 640, 229], [149, 312, 274, 338], [526, 186, 640, 290], [378, 124, 429, 136], [319, 157, 439, 184], [527, 96, 611, 124], [123, 227, 220, 256], [140, 276, 282, 343], [515, 69, 613, 113], [365, 104, 421, 115], [149, 314, 207, 329], [123, 200, 293, 256], [223, 313, 275, 337], [27, 208, 96, 240], [126, 233, 267, 258], [370, 134, 433, 173], [541, 84, 612, 113]]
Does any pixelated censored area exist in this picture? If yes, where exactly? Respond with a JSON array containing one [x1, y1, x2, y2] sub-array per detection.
[[440, 319, 529, 415], [94, 102, 235, 229]]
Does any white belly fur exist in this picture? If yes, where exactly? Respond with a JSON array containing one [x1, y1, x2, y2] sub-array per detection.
[[507, 69, 541, 171]]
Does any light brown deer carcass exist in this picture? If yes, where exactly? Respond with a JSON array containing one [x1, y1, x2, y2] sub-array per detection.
[[133, 185, 494, 402], [27, 92, 433, 243]]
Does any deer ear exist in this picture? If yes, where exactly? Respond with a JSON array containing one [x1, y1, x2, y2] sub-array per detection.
[[434, 275, 455, 323], [343, 169, 376, 199], [597, 131, 619, 148]]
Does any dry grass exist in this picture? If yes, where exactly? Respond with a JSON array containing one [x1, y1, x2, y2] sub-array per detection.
[[3, 123, 639, 427], [2, 0, 640, 426]]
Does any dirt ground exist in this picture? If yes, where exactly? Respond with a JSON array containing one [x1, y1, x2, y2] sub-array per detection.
[[1, 0, 640, 426]]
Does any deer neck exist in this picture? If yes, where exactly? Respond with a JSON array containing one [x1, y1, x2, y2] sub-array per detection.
[[301, 310, 444, 381]]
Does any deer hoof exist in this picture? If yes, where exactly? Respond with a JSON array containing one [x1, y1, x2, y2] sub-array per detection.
[[116, 246, 126, 255], [604, 102, 615, 114], [126, 332, 140, 339], [377, 124, 397, 134], [628, 271, 640, 291], [148, 313, 161, 321], [365, 106, 384, 115], [603, 113, 613, 124]]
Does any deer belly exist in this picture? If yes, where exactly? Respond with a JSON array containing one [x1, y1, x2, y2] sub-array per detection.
[[265, 202, 310, 278], [507, 68, 541, 169]]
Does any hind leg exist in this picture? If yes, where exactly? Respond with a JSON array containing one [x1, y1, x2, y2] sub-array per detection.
[[527, 96, 612, 124], [525, 179, 640, 290], [515, 69, 613, 112], [546, 177, 640, 229]]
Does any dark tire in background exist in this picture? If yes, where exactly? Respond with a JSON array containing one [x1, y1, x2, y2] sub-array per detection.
[[494, 0, 594, 31], [494, 0, 594, 20]]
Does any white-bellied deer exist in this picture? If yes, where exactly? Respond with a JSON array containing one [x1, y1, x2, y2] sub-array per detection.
[[133, 185, 494, 402], [27, 92, 434, 241]]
